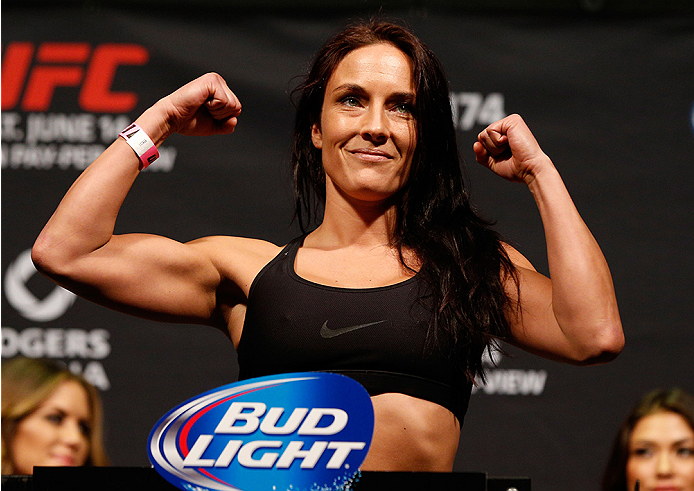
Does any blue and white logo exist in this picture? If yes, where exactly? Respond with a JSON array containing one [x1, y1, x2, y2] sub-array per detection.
[[148, 372, 374, 491]]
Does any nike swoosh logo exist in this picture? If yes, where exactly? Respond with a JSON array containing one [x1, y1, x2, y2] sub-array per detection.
[[320, 320, 387, 339]]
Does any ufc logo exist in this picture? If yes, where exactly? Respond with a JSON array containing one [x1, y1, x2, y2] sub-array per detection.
[[1, 42, 149, 112]]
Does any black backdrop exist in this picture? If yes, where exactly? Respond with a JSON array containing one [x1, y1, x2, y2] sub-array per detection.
[[2, 5, 693, 491]]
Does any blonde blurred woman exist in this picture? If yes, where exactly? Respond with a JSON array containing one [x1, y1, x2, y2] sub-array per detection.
[[1, 357, 109, 475]]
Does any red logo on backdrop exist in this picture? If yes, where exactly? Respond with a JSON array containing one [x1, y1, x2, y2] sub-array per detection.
[[1, 42, 149, 113]]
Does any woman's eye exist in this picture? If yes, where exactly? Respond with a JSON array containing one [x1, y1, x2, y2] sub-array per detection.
[[677, 447, 694, 457], [632, 447, 653, 457], [45, 413, 64, 425], [79, 421, 92, 437], [392, 103, 415, 118], [342, 97, 360, 107]]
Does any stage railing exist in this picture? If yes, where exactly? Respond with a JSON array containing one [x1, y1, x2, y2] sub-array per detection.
[[2, 466, 530, 491]]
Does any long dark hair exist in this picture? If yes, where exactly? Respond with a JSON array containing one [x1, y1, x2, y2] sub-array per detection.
[[291, 18, 518, 383], [602, 388, 694, 491]]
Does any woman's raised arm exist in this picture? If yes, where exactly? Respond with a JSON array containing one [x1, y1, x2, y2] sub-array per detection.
[[31, 73, 252, 328], [474, 114, 624, 365]]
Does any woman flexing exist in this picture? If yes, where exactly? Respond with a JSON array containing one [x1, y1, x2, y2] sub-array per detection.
[[32, 20, 623, 471]]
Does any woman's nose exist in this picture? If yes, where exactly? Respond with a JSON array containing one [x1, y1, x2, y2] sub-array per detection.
[[655, 451, 674, 476], [60, 420, 86, 448], [361, 106, 389, 143]]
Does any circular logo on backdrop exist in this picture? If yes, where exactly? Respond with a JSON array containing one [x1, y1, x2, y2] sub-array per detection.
[[148, 372, 374, 491], [3, 249, 76, 322]]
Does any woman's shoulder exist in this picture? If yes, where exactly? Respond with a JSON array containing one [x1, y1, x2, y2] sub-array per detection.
[[186, 235, 284, 291], [502, 242, 536, 271], [188, 235, 283, 254]]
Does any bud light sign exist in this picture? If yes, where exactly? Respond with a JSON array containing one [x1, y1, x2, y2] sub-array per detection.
[[148, 372, 374, 491]]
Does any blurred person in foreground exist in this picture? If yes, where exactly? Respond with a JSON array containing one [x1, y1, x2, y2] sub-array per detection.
[[1, 357, 109, 475], [602, 387, 694, 491]]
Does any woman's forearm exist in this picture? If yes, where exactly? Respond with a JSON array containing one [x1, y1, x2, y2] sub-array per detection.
[[31, 103, 171, 276]]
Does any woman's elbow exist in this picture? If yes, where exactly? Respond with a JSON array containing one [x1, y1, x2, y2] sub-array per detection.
[[31, 235, 70, 280], [32, 236, 52, 274], [574, 322, 625, 365]]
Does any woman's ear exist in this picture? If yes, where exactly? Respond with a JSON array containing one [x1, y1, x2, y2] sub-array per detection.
[[311, 123, 323, 149]]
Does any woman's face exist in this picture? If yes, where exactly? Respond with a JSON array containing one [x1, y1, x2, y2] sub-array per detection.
[[312, 42, 417, 204], [626, 411, 694, 491], [10, 380, 92, 474]]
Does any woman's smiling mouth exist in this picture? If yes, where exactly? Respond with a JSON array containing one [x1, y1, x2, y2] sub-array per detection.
[[348, 147, 394, 162]]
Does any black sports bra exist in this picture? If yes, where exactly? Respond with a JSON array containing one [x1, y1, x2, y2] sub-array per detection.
[[237, 236, 471, 423]]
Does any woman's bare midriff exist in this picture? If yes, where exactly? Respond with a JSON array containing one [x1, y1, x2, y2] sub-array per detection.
[[359, 393, 460, 472]]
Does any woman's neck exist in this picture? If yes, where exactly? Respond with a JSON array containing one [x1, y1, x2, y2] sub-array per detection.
[[313, 193, 398, 249]]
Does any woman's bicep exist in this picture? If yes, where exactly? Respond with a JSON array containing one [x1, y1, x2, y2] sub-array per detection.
[[505, 263, 620, 365], [503, 246, 585, 364], [37, 233, 224, 324], [504, 266, 566, 360], [503, 242, 623, 365]]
